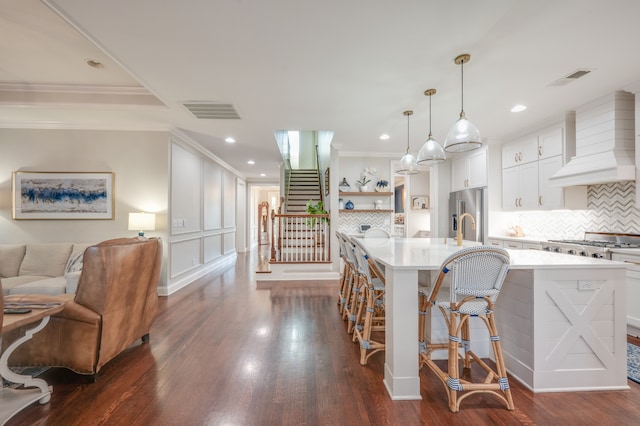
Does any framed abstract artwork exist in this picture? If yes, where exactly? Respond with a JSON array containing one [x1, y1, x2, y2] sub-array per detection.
[[12, 171, 114, 219]]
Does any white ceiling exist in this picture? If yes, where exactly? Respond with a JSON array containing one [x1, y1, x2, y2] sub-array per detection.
[[2, 0, 640, 181]]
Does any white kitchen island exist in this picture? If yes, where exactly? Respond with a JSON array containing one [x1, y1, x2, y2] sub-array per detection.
[[359, 237, 629, 400]]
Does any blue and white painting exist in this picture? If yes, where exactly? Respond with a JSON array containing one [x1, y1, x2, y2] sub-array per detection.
[[13, 172, 114, 219]]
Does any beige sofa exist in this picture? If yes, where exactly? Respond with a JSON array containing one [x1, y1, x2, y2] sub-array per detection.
[[0, 242, 93, 296]]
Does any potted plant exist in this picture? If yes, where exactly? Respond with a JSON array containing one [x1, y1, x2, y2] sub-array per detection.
[[356, 167, 377, 192], [305, 200, 329, 227]]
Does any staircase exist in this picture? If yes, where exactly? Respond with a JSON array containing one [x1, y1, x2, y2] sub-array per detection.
[[285, 169, 322, 213], [257, 167, 337, 288]]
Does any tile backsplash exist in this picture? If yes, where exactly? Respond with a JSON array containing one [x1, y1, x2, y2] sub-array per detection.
[[505, 180, 640, 239]]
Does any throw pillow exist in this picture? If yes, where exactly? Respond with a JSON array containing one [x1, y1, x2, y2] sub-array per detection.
[[65, 251, 85, 275]]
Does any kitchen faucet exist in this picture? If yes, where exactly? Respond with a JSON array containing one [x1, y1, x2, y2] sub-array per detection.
[[456, 213, 476, 246]]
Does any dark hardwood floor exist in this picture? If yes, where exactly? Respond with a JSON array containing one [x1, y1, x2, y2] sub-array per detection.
[[7, 247, 640, 425]]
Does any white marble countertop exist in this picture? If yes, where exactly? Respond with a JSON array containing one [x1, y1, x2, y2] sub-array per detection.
[[359, 237, 624, 270]]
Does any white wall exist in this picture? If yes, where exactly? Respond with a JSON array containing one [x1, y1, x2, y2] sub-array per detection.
[[167, 137, 238, 295], [0, 128, 170, 285]]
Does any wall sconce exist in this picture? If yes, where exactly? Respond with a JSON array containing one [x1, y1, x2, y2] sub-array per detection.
[[128, 212, 156, 236]]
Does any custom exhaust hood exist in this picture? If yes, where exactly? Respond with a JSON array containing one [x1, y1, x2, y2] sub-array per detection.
[[550, 91, 636, 188]]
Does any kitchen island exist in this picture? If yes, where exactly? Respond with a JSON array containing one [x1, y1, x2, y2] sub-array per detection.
[[359, 237, 628, 400]]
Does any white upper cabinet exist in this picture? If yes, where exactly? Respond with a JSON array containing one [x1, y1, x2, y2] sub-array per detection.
[[501, 114, 586, 211], [451, 147, 488, 192], [502, 135, 538, 168]]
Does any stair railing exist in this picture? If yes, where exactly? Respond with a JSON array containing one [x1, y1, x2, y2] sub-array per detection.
[[270, 210, 330, 263]]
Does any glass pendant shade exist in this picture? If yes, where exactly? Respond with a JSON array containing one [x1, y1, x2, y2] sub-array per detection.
[[397, 150, 420, 175], [444, 112, 482, 152], [397, 110, 420, 175], [417, 134, 446, 165], [444, 54, 482, 153], [417, 88, 446, 165]]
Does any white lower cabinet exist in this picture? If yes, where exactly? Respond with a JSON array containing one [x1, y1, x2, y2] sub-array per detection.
[[611, 252, 640, 332], [487, 238, 541, 250]]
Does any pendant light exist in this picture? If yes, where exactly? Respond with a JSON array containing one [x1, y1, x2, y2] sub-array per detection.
[[443, 53, 482, 152], [417, 88, 446, 166], [397, 110, 420, 175]]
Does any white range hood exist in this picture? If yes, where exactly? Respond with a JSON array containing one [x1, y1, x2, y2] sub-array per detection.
[[550, 91, 635, 188]]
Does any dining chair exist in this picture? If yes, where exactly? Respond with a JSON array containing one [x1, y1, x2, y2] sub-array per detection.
[[418, 246, 514, 412], [350, 238, 386, 365], [363, 228, 391, 239]]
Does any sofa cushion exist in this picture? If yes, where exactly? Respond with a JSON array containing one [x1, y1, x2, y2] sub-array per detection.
[[1, 275, 50, 295], [0, 244, 26, 278], [7, 276, 67, 296], [19, 243, 73, 277]]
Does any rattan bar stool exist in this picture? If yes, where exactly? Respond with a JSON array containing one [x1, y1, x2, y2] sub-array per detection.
[[350, 238, 386, 365], [343, 235, 364, 332], [336, 231, 357, 317], [419, 246, 514, 412]]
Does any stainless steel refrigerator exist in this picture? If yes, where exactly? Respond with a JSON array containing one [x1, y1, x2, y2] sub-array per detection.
[[448, 187, 487, 243]]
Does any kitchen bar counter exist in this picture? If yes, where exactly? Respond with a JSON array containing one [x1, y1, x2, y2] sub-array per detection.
[[359, 237, 628, 400]]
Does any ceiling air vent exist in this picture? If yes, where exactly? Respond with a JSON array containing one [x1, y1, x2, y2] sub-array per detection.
[[549, 69, 592, 86], [182, 102, 240, 119]]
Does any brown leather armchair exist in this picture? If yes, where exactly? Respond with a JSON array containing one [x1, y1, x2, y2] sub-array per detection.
[[3, 237, 162, 378]]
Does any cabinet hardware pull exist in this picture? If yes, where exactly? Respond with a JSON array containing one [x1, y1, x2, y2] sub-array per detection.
[[538, 145, 543, 157], [539, 195, 543, 206]]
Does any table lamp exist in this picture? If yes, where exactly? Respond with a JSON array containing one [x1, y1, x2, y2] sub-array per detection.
[[128, 212, 156, 236]]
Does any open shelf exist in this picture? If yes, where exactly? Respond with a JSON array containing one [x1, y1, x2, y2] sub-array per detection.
[[339, 191, 392, 196], [339, 209, 393, 213]]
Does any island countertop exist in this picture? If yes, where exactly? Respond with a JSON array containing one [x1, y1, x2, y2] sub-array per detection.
[[359, 237, 623, 270]]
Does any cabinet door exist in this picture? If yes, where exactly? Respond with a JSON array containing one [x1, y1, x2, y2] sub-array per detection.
[[519, 161, 539, 209], [538, 155, 564, 209], [538, 126, 563, 160], [451, 156, 469, 191], [502, 167, 521, 210], [468, 148, 487, 188], [502, 142, 521, 169], [518, 136, 539, 165]]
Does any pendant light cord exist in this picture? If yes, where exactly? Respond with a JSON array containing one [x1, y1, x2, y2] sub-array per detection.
[[460, 57, 465, 115], [406, 112, 410, 153], [428, 94, 432, 136]]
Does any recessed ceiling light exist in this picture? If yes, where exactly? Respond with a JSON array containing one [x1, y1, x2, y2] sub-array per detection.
[[260, 173, 266, 177], [380, 134, 390, 140], [511, 104, 527, 112], [247, 160, 255, 165], [225, 137, 235, 143]]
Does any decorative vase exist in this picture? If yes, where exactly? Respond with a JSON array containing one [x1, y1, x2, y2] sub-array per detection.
[[339, 178, 351, 192], [375, 184, 388, 192], [359, 185, 370, 192], [339, 198, 344, 209], [345, 200, 354, 210]]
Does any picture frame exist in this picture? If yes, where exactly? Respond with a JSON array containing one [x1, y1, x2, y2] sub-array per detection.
[[411, 195, 430, 210], [324, 168, 330, 196], [12, 171, 114, 220]]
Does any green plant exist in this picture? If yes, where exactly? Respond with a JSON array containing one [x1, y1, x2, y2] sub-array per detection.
[[305, 200, 329, 227], [356, 175, 371, 187]]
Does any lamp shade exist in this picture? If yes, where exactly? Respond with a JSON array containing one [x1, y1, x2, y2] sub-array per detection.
[[444, 53, 482, 153], [396, 109, 420, 175], [443, 114, 482, 152], [417, 88, 446, 165], [417, 135, 446, 165], [128, 212, 156, 236]]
